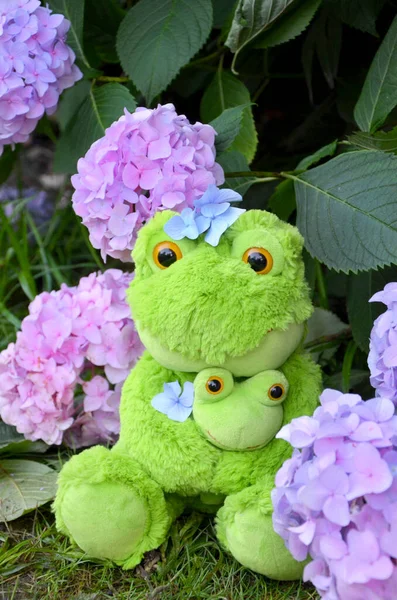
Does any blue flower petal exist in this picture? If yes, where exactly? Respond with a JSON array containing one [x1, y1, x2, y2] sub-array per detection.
[[221, 206, 246, 227], [200, 202, 230, 218], [151, 393, 177, 414], [194, 184, 220, 209], [216, 189, 243, 204], [179, 381, 194, 408], [164, 381, 182, 399], [195, 214, 211, 234], [164, 215, 188, 240], [204, 218, 230, 246], [167, 402, 193, 422], [184, 221, 200, 239]]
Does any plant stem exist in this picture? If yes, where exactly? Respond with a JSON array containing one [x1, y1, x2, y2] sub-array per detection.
[[97, 76, 130, 83], [225, 171, 282, 178], [315, 259, 329, 310]]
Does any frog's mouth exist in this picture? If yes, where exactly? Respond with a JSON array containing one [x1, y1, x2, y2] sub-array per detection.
[[206, 429, 265, 451], [137, 321, 305, 377]]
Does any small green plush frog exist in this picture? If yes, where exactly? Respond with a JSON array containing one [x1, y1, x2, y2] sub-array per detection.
[[54, 208, 321, 580]]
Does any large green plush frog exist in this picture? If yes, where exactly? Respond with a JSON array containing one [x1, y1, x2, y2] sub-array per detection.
[[54, 208, 321, 580]]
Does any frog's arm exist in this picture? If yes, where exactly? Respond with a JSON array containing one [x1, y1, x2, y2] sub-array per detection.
[[210, 351, 322, 495], [115, 351, 220, 496]]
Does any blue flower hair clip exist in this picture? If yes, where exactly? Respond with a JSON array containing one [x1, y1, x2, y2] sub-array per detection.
[[164, 185, 245, 246], [151, 381, 194, 422]]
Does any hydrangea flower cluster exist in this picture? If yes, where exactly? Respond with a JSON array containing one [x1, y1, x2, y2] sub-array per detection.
[[368, 283, 397, 404], [0, 0, 82, 154], [272, 388, 397, 600], [71, 103, 225, 262], [164, 185, 244, 247], [0, 184, 53, 226], [0, 270, 143, 447]]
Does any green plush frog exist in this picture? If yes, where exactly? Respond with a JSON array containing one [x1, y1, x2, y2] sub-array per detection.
[[54, 209, 321, 580]]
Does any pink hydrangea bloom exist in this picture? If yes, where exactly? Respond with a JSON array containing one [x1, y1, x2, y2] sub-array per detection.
[[71, 103, 225, 262], [0, 269, 143, 447], [272, 388, 397, 600], [0, 0, 82, 154]]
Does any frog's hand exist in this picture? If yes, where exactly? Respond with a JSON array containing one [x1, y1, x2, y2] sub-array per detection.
[[216, 477, 306, 580]]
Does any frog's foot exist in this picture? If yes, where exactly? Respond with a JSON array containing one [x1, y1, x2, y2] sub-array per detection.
[[54, 446, 178, 569], [216, 481, 305, 580]]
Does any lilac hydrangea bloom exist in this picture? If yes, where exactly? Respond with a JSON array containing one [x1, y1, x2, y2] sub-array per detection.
[[151, 381, 194, 422], [0, 270, 144, 447], [272, 388, 397, 600], [71, 104, 225, 262], [164, 185, 244, 246], [0, 184, 53, 225], [369, 283, 397, 404], [0, 0, 82, 154]]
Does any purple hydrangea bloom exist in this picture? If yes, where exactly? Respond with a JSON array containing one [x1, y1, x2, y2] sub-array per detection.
[[369, 283, 397, 404], [0, 0, 82, 154], [71, 104, 225, 262], [151, 380, 194, 422], [272, 388, 397, 600], [0, 270, 144, 447], [0, 184, 53, 225]]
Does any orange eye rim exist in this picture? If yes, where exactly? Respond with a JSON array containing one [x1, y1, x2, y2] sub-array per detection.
[[205, 376, 225, 395], [242, 247, 273, 275], [267, 383, 286, 401], [153, 241, 183, 269]]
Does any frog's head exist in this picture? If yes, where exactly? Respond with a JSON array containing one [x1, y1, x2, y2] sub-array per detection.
[[128, 209, 312, 376], [192, 367, 289, 451]]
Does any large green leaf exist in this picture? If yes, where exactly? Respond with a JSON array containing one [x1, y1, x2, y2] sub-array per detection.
[[201, 72, 257, 163], [255, 0, 321, 49], [348, 266, 397, 351], [116, 0, 213, 104], [328, 0, 386, 36], [226, 0, 297, 70], [49, 0, 89, 67], [0, 459, 57, 521], [295, 140, 338, 171], [291, 150, 397, 273], [354, 16, 397, 133], [210, 105, 248, 154], [268, 179, 296, 221], [84, 0, 125, 64], [53, 83, 136, 173], [56, 80, 91, 132], [217, 151, 254, 195], [0, 422, 47, 455], [348, 128, 397, 153]]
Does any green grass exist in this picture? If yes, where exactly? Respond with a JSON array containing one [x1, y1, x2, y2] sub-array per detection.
[[0, 510, 317, 600]]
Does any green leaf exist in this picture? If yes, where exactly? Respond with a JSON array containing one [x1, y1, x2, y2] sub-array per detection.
[[0, 421, 47, 455], [212, 0, 237, 28], [348, 128, 397, 153], [210, 105, 248, 153], [84, 0, 125, 64], [56, 80, 91, 132], [201, 72, 258, 163], [354, 16, 397, 133], [0, 459, 57, 522], [255, 0, 322, 49], [306, 307, 348, 361], [0, 147, 18, 185], [295, 140, 338, 171], [348, 265, 397, 351], [226, 0, 297, 71], [328, 0, 386, 36], [268, 180, 296, 221], [48, 0, 89, 67], [53, 83, 136, 173], [290, 150, 397, 273], [217, 151, 254, 195], [302, 10, 342, 101], [116, 0, 213, 104]]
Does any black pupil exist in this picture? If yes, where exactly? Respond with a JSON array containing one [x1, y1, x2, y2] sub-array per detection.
[[158, 247, 177, 268], [208, 379, 222, 393], [247, 251, 267, 272], [270, 385, 283, 399]]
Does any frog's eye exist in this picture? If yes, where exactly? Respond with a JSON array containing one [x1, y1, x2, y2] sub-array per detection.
[[206, 376, 224, 395], [243, 247, 273, 274], [267, 383, 286, 401], [153, 241, 183, 269]]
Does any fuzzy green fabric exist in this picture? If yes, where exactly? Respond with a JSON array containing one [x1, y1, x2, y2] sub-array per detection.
[[54, 209, 322, 578]]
